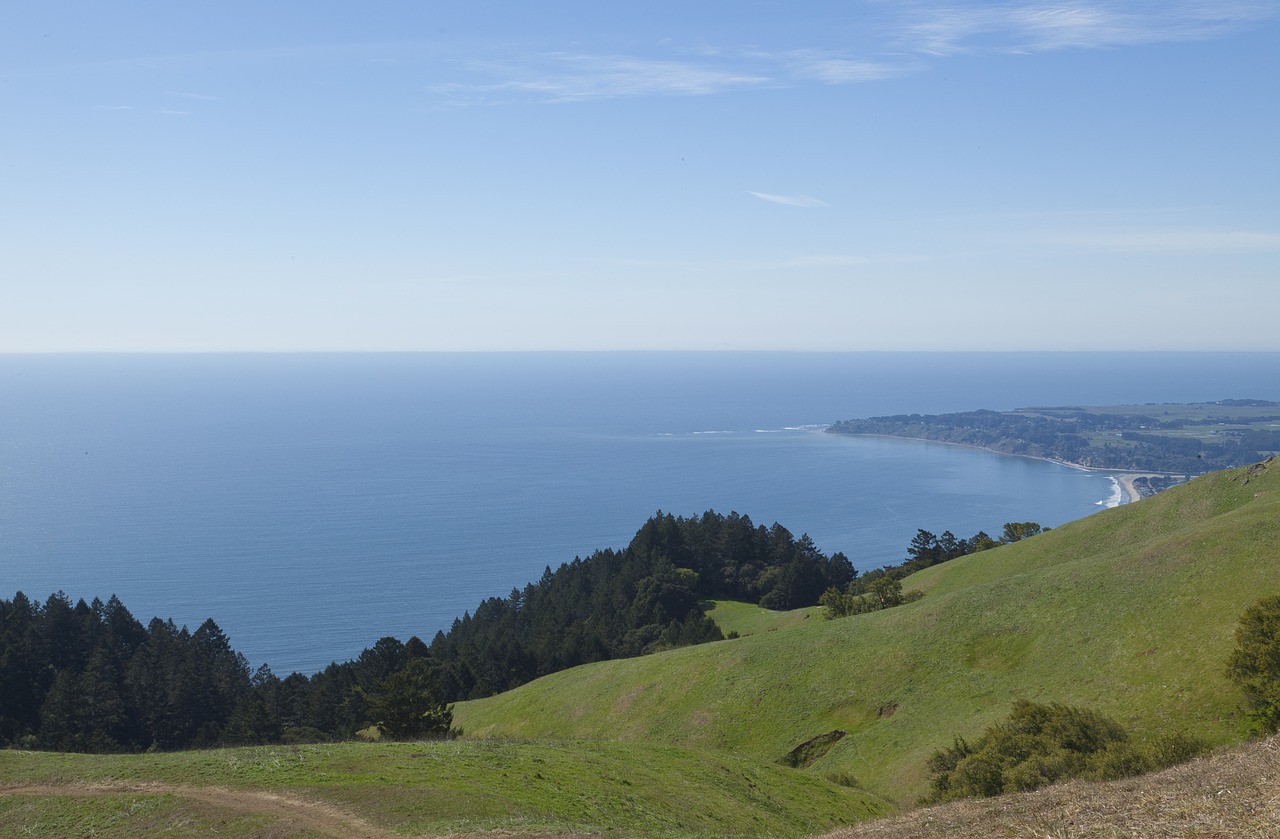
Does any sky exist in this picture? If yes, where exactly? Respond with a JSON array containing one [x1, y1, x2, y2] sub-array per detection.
[[2, 1, 1277, 351]]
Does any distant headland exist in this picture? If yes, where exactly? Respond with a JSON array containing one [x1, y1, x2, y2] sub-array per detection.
[[827, 400, 1280, 481]]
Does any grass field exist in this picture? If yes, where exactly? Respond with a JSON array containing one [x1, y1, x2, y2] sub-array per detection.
[[704, 600, 820, 637], [0, 739, 889, 838], [455, 458, 1280, 804]]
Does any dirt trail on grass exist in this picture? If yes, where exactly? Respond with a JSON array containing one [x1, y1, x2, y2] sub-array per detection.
[[0, 781, 398, 839]]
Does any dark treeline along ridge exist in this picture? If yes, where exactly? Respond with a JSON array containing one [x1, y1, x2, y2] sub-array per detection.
[[428, 510, 856, 700], [0, 590, 450, 752], [1, 509, 1027, 753]]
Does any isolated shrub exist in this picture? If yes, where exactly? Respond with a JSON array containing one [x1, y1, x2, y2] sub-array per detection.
[[1226, 595, 1280, 732], [819, 586, 858, 619], [925, 701, 1132, 802]]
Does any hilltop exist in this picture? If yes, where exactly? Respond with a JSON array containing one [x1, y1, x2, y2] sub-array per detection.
[[455, 456, 1280, 804]]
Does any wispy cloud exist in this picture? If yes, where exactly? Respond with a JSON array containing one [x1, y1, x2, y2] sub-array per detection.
[[431, 53, 773, 103], [899, 1, 1273, 55], [749, 191, 830, 208], [760, 49, 911, 83]]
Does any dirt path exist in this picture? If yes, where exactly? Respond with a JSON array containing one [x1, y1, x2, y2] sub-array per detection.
[[0, 781, 399, 839]]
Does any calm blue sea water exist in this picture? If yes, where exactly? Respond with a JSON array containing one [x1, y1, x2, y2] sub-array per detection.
[[2, 352, 1276, 674]]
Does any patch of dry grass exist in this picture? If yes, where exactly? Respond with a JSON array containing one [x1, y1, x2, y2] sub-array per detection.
[[823, 735, 1280, 839]]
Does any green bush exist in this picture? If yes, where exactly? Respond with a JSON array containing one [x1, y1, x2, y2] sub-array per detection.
[[1226, 595, 1280, 733], [924, 700, 1203, 803]]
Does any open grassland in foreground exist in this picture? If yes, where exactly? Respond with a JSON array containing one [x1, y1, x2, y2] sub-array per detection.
[[0, 739, 889, 839], [455, 459, 1280, 805]]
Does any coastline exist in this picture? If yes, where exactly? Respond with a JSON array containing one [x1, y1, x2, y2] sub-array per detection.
[[828, 431, 1183, 505]]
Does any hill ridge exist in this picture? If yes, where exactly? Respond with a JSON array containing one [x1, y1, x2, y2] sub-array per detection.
[[454, 459, 1280, 804]]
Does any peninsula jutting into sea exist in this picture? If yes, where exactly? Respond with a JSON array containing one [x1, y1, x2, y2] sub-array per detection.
[[827, 400, 1280, 496]]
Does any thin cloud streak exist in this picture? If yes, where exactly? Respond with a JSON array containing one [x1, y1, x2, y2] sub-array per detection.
[[900, 1, 1273, 56], [430, 53, 774, 102], [421, 2, 1276, 106], [748, 191, 830, 208]]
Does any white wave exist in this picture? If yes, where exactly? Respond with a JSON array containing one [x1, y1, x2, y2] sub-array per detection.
[[1096, 477, 1124, 508]]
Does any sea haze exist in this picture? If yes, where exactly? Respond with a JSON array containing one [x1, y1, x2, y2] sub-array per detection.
[[2, 352, 1276, 674]]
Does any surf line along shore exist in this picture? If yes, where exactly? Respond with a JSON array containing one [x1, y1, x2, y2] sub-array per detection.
[[824, 431, 1185, 506], [1115, 473, 1183, 504]]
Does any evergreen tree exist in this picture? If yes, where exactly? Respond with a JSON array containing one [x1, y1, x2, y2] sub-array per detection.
[[366, 659, 452, 739]]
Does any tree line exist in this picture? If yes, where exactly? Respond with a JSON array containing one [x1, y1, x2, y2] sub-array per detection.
[[0, 510, 1056, 753], [0, 591, 452, 752], [427, 510, 856, 700], [0, 509, 856, 750]]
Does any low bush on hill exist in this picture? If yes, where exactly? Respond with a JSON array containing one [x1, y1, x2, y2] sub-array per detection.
[[1226, 594, 1280, 733], [924, 700, 1206, 803]]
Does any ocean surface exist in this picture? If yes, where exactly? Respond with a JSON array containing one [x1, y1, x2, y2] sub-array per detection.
[[2, 352, 1276, 674]]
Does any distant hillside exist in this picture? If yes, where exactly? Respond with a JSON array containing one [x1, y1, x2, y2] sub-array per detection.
[[454, 457, 1280, 805], [827, 401, 1280, 474]]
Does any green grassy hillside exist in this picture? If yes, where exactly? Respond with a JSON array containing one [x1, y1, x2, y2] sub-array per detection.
[[704, 600, 820, 636], [454, 458, 1280, 804], [0, 739, 888, 838]]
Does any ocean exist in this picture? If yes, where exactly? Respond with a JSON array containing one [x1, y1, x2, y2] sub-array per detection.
[[2, 352, 1276, 674]]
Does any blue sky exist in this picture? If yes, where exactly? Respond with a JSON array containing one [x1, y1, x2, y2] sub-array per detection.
[[2, 1, 1277, 351]]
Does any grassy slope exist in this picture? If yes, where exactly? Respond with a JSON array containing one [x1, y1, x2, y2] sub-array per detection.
[[455, 459, 1280, 805], [704, 600, 821, 637], [0, 740, 888, 838]]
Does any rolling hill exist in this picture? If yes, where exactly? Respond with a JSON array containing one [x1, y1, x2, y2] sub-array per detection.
[[3, 457, 1276, 837], [454, 457, 1280, 804]]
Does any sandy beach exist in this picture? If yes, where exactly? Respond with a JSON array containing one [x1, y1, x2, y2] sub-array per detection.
[[1115, 473, 1181, 504]]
